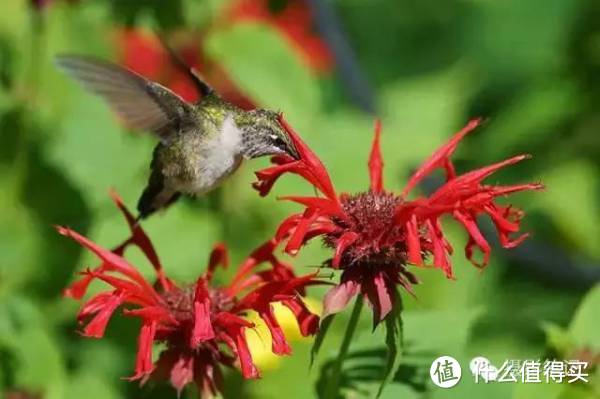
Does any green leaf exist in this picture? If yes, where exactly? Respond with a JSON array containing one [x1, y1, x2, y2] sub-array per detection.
[[64, 371, 120, 399], [512, 378, 564, 399], [533, 161, 600, 259], [47, 86, 155, 209], [568, 285, 600, 351], [403, 308, 482, 354], [12, 327, 66, 397], [541, 321, 573, 355], [311, 314, 335, 368], [475, 81, 579, 160], [377, 293, 404, 398], [465, 0, 581, 78], [0, 183, 40, 291]]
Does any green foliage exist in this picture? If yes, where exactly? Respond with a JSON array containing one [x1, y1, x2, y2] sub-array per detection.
[[568, 285, 600, 351], [205, 23, 321, 121], [310, 314, 335, 368], [378, 293, 404, 398]]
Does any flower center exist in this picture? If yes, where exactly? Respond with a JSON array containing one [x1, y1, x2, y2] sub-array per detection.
[[161, 285, 234, 324], [323, 191, 410, 268], [161, 286, 195, 322]]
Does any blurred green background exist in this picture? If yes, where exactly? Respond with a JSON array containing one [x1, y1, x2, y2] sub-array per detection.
[[0, 0, 598, 398]]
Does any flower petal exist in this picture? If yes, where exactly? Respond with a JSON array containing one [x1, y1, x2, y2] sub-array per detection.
[[205, 243, 228, 282], [192, 278, 215, 346], [426, 220, 453, 278], [405, 215, 423, 265], [128, 320, 158, 380], [453, 211, 491, 268], [368, 119, 384, 193], [80, 291, 126, 337], [234, 274, 320, 313], [402, 118, 482, 196], [56, 226, 160, 302], [231, 240, 277, 288], [64, 273, 94, 299], [215, 313, 258, 379], [363, 271, 394, 324], [235, 329, 259, 379], [332, 231, 359, 268], [109, 189, 171, 291], [277, 115, 338, 201], [282, 299, 319, 336], [123, 306, 177, 324], [253, 160, 303, 196], [285, 208, 319, 255], [260, 305, 292, 355], [170, 354, 195, 395], [280, 196, 345, 217], [322, 279, 360, 318]]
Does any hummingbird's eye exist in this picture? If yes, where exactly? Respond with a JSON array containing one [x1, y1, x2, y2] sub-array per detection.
[[270, 134, 286, 147]]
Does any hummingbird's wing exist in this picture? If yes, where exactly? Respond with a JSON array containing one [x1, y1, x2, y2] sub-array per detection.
[[55, 55, 193, 141], [157, 34, 213, 97]]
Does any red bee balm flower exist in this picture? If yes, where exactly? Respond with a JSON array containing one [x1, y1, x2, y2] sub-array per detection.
[[254, 117, 543, 324], [59, 192, 319, 397]]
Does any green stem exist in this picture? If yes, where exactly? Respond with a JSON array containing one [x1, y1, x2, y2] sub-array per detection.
[[324, 295, 363, 399]]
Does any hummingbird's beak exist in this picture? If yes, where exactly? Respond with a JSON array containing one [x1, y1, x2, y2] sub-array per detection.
[[287, 143, 301, 160]]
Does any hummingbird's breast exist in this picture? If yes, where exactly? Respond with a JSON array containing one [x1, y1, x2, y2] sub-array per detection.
[[162, 114, 244, 195]]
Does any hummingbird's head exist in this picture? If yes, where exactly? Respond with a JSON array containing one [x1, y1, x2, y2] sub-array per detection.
[[239, 109, 299, 160]]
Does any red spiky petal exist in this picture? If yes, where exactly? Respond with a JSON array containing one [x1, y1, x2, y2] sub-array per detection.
[[368, 119, 384, 193]]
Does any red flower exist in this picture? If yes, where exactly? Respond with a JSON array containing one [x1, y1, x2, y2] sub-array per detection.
[[254, 117, 543, 324], [30, 0, 51, 9], [59, 191, 319, 397], [115, 1, 333, 108], [227, 0, 334, 73], [116, 29, 255, 109]]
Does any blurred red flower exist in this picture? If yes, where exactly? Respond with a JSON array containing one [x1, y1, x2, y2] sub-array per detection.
[[115, 1, 333, 108], [30, 0, 51, 9], [226, 0, 334, 73], [30, 0, 79, 10], [59, 192, 319, 397], [116, 29, 255, 109], [254, 117, 543, 325]]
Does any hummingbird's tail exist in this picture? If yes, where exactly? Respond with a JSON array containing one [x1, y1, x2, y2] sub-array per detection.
[[137, 181, 181, 219]]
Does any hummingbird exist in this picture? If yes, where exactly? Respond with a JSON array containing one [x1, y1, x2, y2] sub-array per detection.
[[55, 52, 299, 219]]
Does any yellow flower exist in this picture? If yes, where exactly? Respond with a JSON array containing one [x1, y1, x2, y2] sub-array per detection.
[[246, 298, 321, 370]]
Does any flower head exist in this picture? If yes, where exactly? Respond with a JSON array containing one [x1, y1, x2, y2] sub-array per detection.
[[59, 191, 319, 397], [254, 117, 543, 325]]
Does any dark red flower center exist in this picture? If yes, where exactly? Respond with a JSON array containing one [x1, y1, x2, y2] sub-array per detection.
[[324, 191, 412, 268], [161, 285, 235, 325]]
